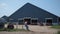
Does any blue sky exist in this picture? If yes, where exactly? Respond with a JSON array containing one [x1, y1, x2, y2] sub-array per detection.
[[0, 0, 60, 18]]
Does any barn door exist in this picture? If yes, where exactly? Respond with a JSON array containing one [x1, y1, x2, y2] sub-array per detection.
[[24, 18, 31, 25], [58, 18, 60, 25], [31, 20, 37, 25], [45, 18, 53, 26]]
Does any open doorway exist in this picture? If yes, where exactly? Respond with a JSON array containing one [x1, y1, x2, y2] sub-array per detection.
[[45, 18, 53, 26], [24, 19, 31, 25], [58, 18, 60, 24], [31, 20, 37, 25], [31, 18, 38, 25]]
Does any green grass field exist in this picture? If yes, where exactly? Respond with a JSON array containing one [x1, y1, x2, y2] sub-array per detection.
[[51, 25, 60, 34], [51, 25, 60, 29], [0, 28, 29, 32]]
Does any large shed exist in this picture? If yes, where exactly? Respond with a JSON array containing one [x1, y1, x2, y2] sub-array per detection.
[[9, 3, 59, 25]]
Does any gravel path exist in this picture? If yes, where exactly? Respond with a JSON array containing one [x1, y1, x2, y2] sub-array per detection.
[[29, 25, 58, 34]]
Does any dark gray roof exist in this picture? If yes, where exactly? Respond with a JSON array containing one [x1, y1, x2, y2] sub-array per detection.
[[1, 15, 8, 22], [9, 3, 59, 22], [2, 15, 8, 19], [0, 18, 6, 23]]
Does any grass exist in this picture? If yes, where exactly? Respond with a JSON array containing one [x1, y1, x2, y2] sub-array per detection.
[[0, 28, 5, 31], [0, 28, 29, 32], [57, 31, 60, 34], [51, 25, 60, 29], [51, 25, 60, 34]]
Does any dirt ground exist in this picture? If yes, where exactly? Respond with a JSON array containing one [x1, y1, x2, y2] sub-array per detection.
[[0, 25, 58, 34]]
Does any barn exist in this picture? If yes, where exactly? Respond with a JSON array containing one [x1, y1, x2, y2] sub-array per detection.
[[8, 3, 59, 25]]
